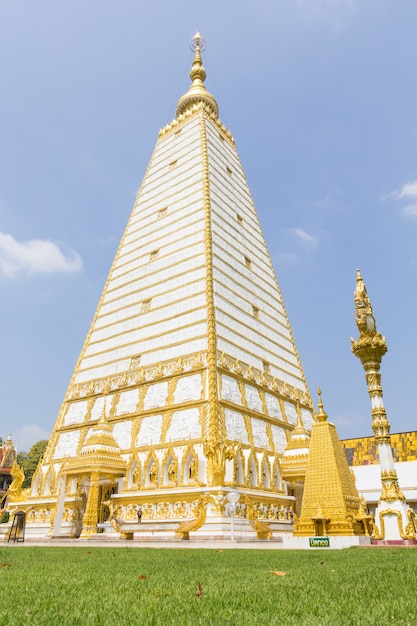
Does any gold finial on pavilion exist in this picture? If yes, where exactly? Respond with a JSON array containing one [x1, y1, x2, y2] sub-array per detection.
[[176, 31, 219, 119], [293, 398, 309, 434], [316, 387, 328, 422], [99, 396, 108, 425]]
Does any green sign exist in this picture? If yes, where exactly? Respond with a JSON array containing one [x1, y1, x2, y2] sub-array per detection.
[[309, 537, 330, 548]]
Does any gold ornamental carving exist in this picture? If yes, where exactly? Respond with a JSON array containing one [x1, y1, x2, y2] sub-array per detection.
[[380, 480, 406, 502], [200, 111, 224, 487], [372, 509, 416, 541]]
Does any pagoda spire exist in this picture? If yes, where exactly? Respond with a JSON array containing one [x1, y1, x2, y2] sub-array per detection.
[[176, 31, 219, 119], [351, 269, 415, 542], [316, 387, 328, 422]]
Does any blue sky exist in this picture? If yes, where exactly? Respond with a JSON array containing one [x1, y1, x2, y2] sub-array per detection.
[[1, 1, 416, 451]]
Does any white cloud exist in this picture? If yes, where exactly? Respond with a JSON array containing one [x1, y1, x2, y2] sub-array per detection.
[[97, 236, 117, 245], [0, 232, 83, 278], [396, 181, 417, 199], [275, 252, 298, 263], [389, 180, 417, 218], [402, 204, 417, 218], [289, 228, 318, 246]]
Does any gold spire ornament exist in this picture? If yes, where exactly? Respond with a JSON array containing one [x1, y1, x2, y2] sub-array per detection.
[[351, 270, 415, 542], [176, 31, 219, 118]]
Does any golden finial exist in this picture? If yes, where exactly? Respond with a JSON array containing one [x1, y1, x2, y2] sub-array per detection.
[[176, 31, 219, 119], [190, 30, 207, 52], [293, 398, 308, 434], [316, 387, 328, 422], [98, 397, 109, 425]]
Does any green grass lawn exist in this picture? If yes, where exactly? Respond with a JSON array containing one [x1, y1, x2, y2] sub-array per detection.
[[0, 546, 416, 625]]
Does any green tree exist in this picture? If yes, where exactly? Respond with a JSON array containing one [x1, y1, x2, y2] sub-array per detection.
[[17, 440, 48, 489]]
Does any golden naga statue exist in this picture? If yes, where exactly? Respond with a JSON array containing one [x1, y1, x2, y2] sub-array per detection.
[[175, 494, 209, 539], [245, 495, 272, 540], [103, 500, 125, 535], [353, 269, 376, 335], [6, 461, 30, 502]]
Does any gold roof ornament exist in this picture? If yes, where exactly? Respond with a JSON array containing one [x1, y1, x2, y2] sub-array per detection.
[[176, 31, 219, 119], [64, 399, 126, 475], [80, 400, 120, 456]]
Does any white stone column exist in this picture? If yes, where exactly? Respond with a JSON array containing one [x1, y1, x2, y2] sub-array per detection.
[[351, 270, 415, 542]]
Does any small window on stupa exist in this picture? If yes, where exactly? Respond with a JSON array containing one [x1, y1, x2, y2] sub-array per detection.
[[141, 299, 152, 313]]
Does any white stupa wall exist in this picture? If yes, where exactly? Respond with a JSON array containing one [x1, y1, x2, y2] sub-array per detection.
[[73, 116, 210, 384], [205, 119, 307, 392]]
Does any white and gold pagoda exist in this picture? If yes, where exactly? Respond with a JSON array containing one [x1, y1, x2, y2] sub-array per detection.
[[7, 33, 315, 540]]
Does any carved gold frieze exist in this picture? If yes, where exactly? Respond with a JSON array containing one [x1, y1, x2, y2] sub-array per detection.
[[380, 480, 406, 502], [67, 352, 207, 401]]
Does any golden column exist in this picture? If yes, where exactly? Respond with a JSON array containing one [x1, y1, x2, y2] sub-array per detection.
[[351, 270, 416, 542], [80, 470, 101, 537]]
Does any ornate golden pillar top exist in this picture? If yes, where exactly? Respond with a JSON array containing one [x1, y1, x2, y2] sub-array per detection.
[[351, 269, 387, 364], [354, 269, 377, 336], [176, 31, 219, 119]]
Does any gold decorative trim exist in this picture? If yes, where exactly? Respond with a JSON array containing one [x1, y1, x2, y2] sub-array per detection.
[[372, 508, 416, 540], [200, 113, 224, 487], [159, 103, 235, 148]]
